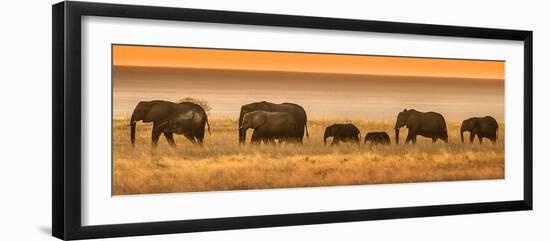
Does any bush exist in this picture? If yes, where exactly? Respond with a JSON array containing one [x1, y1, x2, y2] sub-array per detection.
[[177, 97, 211, 114]]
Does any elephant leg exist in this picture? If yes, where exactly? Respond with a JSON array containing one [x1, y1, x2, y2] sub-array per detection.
[[432, 137, 437, 143], [183, 133, 197, 145], [195, 133, 204, 146], [469, 133, 475, 144], [405, 134, 413, 144], [260, 135, 273, 145], [331, 138, 340, 146], [412, 135, 417, 144], [284, 137, 290, 144], [296, 136, 303, 145], [151, 124, 163, 147], [478, 135, 483, 144], [196, 137, 204, 146], [195, 122, 206, 146], [283, 137, 292, 145], [163, 132, 176, 148], [251, 130, 261, 144]]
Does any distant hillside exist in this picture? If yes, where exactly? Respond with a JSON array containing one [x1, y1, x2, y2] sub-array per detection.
[[113, 66, 503, 91], [112, 65, 504, 120]]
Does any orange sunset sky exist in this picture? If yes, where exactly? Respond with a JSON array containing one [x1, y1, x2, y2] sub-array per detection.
[[113, 45, 504, 79]]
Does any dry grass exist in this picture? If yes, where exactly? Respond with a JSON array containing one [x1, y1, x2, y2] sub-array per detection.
[[113, 118, 504, 195]]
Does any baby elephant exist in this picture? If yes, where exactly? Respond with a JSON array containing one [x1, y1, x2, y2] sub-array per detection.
[[240, 110, 298, 144], [323, 124, 361, 146], [364, 132, 391, 145]]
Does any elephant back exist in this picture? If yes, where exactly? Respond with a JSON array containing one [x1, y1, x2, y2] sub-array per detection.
[[142, 102, 176, 122]]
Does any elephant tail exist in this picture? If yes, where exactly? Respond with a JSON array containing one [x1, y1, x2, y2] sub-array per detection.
[[206, 116, 211, 135]]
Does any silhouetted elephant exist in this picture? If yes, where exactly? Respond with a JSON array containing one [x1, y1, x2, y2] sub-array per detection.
[[130, 100, 210, 147], [239, 111, 299, 144], [394, 109, 448, 144], [461, 116, 498, 144], [364, 132, 390, 145], [238, 101, 308, 144], [323, 124, 360, 146]]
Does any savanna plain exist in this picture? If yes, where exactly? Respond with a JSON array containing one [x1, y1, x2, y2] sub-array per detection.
[[113, 118, 504, 195]]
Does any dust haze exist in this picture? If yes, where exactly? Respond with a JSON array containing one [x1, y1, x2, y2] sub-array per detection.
[[113, 66, 504, 121]]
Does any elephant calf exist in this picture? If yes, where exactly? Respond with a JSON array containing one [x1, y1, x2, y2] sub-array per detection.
[[324, 124, 361, 146], [364, 132, 390, 145], [238, 101, 309, 144], [239, 111, 299, 144], [461, 116, 499, 144], [153, 110, 211, 145]]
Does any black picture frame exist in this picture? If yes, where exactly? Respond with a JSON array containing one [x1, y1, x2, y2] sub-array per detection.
[[52, 1, 533, 240]]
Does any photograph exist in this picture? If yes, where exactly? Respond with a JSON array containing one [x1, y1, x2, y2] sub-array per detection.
[[112, 44, 505, 195]]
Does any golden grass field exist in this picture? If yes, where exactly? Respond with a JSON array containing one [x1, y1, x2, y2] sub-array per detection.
[[112, 118, 504, 195]]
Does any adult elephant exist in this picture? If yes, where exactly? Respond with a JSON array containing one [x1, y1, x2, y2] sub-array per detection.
[[323, 124, 361, 146], [461, 116, 498, 144], [394, 109, 448, 144], [238, 101, 308, 144], [130, 100, 210, 147], [239, 111, 298, 144]]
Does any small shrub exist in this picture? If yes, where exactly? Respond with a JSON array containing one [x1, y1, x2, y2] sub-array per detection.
[[177, 97, 211, 114]]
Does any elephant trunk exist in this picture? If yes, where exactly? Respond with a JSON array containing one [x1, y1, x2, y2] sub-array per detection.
[[323, 130, 329, 146], [395, 128, 400, 144], [238, 110, 246, 144], [460, 124, 465, 143], [130, 118, 137, 147]]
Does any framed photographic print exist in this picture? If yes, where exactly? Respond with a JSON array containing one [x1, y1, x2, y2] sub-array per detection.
[[52, 1, 533, 240]]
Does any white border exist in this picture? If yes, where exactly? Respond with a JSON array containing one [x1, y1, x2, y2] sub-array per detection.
[[82, 16, 524, 226]]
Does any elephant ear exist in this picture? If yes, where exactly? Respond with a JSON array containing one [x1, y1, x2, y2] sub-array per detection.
[[398, 109, 409, 120], [472, 119, 481, 130], [251, 112, 267, 129], [402, 112, 416, 126], [143, 103, 172, 122], [463, 119, 473, 130]]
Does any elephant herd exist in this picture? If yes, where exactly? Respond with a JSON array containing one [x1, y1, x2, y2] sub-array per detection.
[[129, 100, 499, 147]]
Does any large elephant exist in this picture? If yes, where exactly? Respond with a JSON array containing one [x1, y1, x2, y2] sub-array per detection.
[[238, 101, 308, 144], [460, 116, 498, 144], [130, 100, 210, 147], [394, 109, 448, 144], [323, 124, 361, 146], [239, 111, 298, 144]]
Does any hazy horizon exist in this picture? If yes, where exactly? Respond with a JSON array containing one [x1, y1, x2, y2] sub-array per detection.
[[113, 66, 504, 121]]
